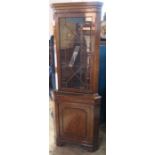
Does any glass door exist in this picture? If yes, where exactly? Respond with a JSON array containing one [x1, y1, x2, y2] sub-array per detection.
[[58, 15, 96, 92]]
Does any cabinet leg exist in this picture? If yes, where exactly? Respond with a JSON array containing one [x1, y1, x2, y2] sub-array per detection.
[[56, 139, 64, 147], [82, 144, 98, 152]]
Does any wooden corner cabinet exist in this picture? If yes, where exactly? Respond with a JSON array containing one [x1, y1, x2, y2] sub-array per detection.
[[51, 2, 103, 152]]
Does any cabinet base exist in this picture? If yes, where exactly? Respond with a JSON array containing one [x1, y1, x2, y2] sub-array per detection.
[[56, 138, 98, 152], [54, 91, 101, 152]]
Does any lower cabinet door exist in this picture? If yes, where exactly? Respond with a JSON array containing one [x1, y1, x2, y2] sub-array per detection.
[[58, 101, 92, 143]]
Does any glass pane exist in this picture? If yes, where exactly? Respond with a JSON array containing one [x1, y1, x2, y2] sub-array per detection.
[[59, 17, 94, 90]]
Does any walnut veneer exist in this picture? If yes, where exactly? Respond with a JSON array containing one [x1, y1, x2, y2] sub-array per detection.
[[51, 2, 102, 152]]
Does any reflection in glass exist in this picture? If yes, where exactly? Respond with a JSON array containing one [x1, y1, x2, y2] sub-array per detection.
[[59, 17, 94, 90]]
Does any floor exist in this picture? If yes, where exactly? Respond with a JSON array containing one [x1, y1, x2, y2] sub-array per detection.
[[49, 99, 106, 155]]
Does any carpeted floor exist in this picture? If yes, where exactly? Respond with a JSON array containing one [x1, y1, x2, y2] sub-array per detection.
[[49, 99, 106, 155]]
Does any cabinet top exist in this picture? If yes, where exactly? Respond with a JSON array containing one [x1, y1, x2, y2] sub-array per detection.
[[51, 1, 103, 10]]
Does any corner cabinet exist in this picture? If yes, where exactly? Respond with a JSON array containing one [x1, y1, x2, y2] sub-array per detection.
[[51, 2, 103, 151]]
